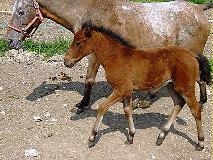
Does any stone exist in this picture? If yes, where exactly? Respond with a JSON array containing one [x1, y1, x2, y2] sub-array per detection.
[[24, 148, 39, 157]]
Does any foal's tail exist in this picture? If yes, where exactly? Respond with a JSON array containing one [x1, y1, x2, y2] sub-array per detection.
[[196, 55, 212, 85]]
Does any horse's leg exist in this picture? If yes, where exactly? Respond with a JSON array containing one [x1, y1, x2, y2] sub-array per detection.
[[197, 80, 207, 107], [185, 94, 204, 151], [75, 54, 100, 110], [123, 96, 136, 144], [89, 89, 123, 143], [156, 82, 186, 146]]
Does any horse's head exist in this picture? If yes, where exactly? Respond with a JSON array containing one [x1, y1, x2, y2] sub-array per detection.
[[64, 23, 94, 68], [7, 0, 43, 49]]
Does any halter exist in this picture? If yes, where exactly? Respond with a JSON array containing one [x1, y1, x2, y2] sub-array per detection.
[[8, 0, 44, 38]]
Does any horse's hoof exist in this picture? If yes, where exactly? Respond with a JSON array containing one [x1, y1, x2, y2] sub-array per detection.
[[195, 145, 204, 151], [70, 107, 85, 114], [75, 100, 90, 109]]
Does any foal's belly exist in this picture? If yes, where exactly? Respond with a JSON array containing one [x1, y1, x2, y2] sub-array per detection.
[[132, 70, 172, 91], [134, 79, 172, 92]]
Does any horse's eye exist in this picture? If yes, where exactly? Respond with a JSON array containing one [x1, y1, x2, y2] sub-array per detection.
[[76, 41, 81, 46], [18, 11, 25, 16]]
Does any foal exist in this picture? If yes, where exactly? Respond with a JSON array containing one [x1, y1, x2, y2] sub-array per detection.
[[64, 22, 212, 150]]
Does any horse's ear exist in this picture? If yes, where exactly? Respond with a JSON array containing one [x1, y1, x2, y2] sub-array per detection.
[[83, 20, 93, 38], [85, 27, 92, 38]]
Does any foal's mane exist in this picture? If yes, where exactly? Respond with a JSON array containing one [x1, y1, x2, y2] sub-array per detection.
[[82, 21, 135, 49]]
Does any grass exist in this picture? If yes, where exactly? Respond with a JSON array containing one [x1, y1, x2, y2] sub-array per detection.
[[209, 59, 213, 73], [0, 39, 10, 57], [22, 39, 70, 58], [0, 38, 70, 58], [131, 0, 211, 3]]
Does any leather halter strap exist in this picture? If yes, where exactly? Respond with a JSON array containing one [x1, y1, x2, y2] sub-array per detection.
[[8, 0, 44, 38]]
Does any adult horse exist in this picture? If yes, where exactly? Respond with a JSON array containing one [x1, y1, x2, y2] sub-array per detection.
[[7, 0, 211, 112]]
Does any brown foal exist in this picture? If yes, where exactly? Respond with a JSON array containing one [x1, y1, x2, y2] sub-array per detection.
[[64, 22, 212, 150]]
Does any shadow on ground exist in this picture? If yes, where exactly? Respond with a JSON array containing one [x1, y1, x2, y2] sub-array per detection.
[[26, 81, 195, 148], [70, 108, 196, 148], [26, 81, 112, 105]]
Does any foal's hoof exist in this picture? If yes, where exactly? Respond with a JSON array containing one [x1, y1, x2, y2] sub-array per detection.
[[88, 135, 96, 148], [88, 140, 96, 148], [195, 144, 204, 151], [156, 131, 168, 146], [88, 133, 97, 142], [126, 136, 134, 144], [156, 137, 165, 146]]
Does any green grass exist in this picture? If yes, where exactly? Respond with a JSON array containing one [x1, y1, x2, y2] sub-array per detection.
[[209, 59, 213, 73], [22, 39, 70, 58], [0, 38, 70, 58], [131, 0, 211, 3], [0, 39, 10, 57]]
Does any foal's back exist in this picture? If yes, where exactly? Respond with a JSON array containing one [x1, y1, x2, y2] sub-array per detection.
[[116, 46, 198, 90]]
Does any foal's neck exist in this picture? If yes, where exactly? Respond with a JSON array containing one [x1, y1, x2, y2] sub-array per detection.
[[92, 32, 131, 67]]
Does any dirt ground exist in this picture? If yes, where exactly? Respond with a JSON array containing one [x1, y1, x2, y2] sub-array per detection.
[[0, 1, 213, 160], [0, 48, 212, 160]]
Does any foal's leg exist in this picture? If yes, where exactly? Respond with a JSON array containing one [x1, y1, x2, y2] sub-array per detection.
[[89, 89, 123, 143], [156, 83, 186, 146], [123, 96, 136, 144], [76, 54, 100, 110], [184, 94, 204, 151]]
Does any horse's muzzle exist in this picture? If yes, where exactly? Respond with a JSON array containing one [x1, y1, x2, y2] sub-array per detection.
[[64, 60, 75, 68]]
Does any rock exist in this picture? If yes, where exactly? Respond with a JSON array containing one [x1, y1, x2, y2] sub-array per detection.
[[0, 111, 6, 115], [33, 116, 42, 122], [22, 81, 27, 84], [80, 74, 85, 78], [44, 112, 51, 118], [24, 148, 39, 157], [207, 89, 211, 96], [44, 132, 53, 138], [7, 49, 43, 65], [50, 118, 58, 123], [60, 72, 72, 81], [132, 99, 151, 110], [47, 55, 63, 63], [0, 87, 3, 91]]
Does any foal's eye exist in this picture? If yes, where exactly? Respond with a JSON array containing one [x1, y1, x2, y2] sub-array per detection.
[[18, 10, 25, 16], [76, 41, 81, 46]]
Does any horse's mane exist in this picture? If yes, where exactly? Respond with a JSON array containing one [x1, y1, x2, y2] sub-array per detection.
[[82, 21, 135, 49]]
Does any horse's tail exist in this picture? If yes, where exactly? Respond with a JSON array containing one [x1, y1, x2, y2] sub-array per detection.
[[200, 2, 213, 11], [196, 54, 212, 85]]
